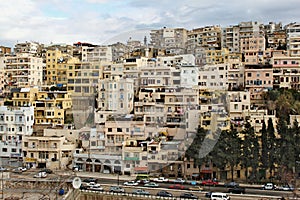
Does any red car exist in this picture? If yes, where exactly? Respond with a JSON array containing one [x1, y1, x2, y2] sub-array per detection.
[[169, 184, 185, 190], [201, 179, 219, 186]]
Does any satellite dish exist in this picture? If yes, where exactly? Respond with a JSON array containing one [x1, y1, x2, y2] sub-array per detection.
[[72, 177, 82, 189]]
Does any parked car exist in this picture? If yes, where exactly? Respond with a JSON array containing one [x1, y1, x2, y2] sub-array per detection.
[[34, 172, 47, 178], [86, 182, 101, 187], [144, 182, 159, 187], [0, 167, 7, 171], [188, 186, 203, 191], [275, 184, 294, 191], [262, 183, 276, 190], [201, 179, 219, 186], [224, 181, 239, 188], [180, 192, 198, 199], [124, 181, 138, 186], [168, 184, 185, 190], [205, 191, 212, 198], [88, 185, 104, 191], [228, 186, 245, 194], [153, 177, 169, 182], [12, 167, 26, 174], [136, 179, 150, 185], [39, 168, 53, 174], [157, 190, 173, 197], [132, 189, 150, 195], [210, 192, 230, 200], [109, 186, 125, 193], [83, 178, 97, 183], [173, 178, 186, 184]]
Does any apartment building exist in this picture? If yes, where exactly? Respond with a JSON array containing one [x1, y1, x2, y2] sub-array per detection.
[[97, 76, 134, 114], [81, 45, 112, 63], [45, 48, 80, 86], [272, 50, 300, 89], [285, 22, 300, 57], [14, 41, 40, 55], [150, 27, 188, 55], [187, 25, 222, 51], [244, 64, 273, 101], [22, 130, 76, 169], [198, 63, 229, 91], [227, 54, 244, 90], [221, 25, 240, 53], [228, 91, 251, 128], [4, 53, 43, 90], [238, 21, 263, 40], [0, 106, 34, 166], [241, 35, 266, 65], [205, 48, 231, 65], [11, 87, 72, 126]]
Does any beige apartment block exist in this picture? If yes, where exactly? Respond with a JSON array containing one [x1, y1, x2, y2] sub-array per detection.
[[241, 35, 266, 65], [150, 27, 188, 55], [227, 54, 244, 90], [227, 91, 251, 129], [272, 50, 300, 89], [187, 25, 222, 51], [4, 53, 43, 90], [285, 22, 300, 57], [244, 65, 273, 101], [221, 25, 240, 53], [198, 63, 229, 91], [205, 48, 231, 65], [22, 131, 76, 169]]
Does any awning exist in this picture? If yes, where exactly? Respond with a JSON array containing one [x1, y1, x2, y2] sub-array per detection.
[[134, 167, 148, 171]]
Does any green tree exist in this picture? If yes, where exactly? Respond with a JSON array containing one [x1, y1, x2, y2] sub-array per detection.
[[211, 125, 241, 181], [241, 121, 260, 183], [266, 118, 276, 178], [261, 120, 268, 177]]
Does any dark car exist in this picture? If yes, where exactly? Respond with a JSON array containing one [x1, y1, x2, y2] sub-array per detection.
[[132, 189, 150, 195], [83, 178, 97, 183], [39, 168, 53, 174], [157, 190, 173, 197], [224, 181, 239, 188], [205, 191, 212, 198], [180, 192, 198, 199], [228, 186, 245, 194]]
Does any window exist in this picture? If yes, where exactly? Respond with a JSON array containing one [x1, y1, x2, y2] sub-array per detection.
[[108, 128, 112, 132], [247, 72, 252, 77]]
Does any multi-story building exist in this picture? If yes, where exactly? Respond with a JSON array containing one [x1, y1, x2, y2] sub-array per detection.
[[241, 35, 266, 65], [285, 22, 300, 57], [244, 64, 273, 101], [11, 87, 72, 126], [205, 48, 231, 65], [4, 53, 43, 91], [150, 27, 188, 55], [198, 63, 229, 91], [187, 25, 222, 52], [227, 54, 244, 90], [0, 106, 34, 166], [272, 50, 300, 89], [221, 25, 240, 53], [22, 129, 76, 169], [13, 41, 40, 55]]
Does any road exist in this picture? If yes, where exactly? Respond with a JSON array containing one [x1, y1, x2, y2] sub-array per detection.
[[7, 169, 294, 199]]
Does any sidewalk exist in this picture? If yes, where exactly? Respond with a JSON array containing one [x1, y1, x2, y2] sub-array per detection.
[[74, 171, 136, 181]]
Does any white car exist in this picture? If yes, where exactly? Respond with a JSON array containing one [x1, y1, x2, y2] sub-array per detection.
[[86, 182, 101, 187], [34, 172, 47, 178], [262, 183, 275, 190], [173, 178, 186, 184], [88, 185, 104, 191], [153, 177, 169, 182], [124, 181, 138, 186]]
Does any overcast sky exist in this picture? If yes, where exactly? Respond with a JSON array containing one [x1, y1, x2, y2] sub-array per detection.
[[1, 0, 300, 47]]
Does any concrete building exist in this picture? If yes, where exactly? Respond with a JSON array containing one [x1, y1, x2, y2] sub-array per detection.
[[198, 63, 229, 91], [241, 35, 266, 65], [0, 106, 34, 167], [22, 129, 76, 169], [285, 22, 300, 57], [244, 64, 273, 101], [4, 53, 43, 91], [272, 50, 300, 89], [150, 27, 188, 55], [221, 25, 240, 53]]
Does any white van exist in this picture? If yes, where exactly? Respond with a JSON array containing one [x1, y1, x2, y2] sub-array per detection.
[[210, 192, 230, 200]]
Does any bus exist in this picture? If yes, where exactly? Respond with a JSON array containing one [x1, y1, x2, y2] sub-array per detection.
[[135, 174, 150, 181]]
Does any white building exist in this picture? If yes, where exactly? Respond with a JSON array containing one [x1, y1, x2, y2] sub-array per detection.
[[198, 64, 229, 90], [0, 106, 34, 166]]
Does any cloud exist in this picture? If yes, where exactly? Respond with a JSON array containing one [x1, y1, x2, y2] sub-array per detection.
[[0, 0, 300, 47]]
